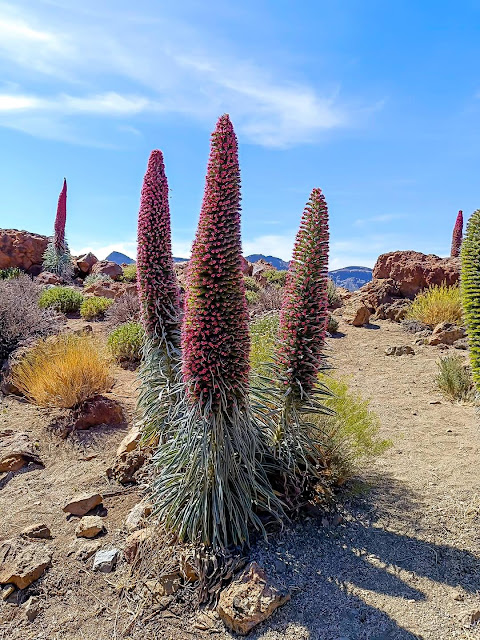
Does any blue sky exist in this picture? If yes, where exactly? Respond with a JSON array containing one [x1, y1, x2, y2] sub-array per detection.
[[0, 0, 479, 269]]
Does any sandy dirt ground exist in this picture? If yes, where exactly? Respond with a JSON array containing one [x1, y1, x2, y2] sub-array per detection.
[[1, 318, 479, 640]]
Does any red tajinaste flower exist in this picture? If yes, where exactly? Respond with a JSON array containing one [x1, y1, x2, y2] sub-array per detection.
[[277, 188, 329, 401], [451, 210, 463, 257], [137, 150, 180, 343], [182, 114, 249, 411], [54, 178, 67, 252]]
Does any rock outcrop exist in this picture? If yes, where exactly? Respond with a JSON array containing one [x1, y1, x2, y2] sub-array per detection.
[[372, 251, 460, 298], [76, 252, 98, 275], [0, 229, 49, 274]]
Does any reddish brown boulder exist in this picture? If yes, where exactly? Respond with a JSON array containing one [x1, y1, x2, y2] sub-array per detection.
[[372, 251, 460, 298], [35, 272, 64, 285], [342, 295, 372, 326], [91, 260, 123, 280], [76, 252, 98, 274], [83, 281, 137, 300], [0, 229, 48, 274], [240, 256, 253, 276], [252, 259, 276, 277], [357, 278, 401, 310], [73, 395, 124, 430]]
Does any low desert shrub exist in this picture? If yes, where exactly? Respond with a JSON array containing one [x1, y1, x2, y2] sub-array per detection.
[[245, 290, 259, 306], [436, 354, 474, 402], [80, 296, 113, 321], [264, 270, 287, 288], [105, 292, 140, 327], [327, 279, 341, 307], [253, 286, 283, 312], [0, 267, 22, 280], [0, 275, 62, 362], [250, 312, 279, 376], [121, 263, 137, 282], [11, 333, 112, 408], [84, 273, 114, 286], [107, 322, 144, 364], [406, 284, 462, 327], [327, 313, 339, 334], [39, 286, 83, 313], [243, 275, 260, 292], [311, 374, 391, 482]]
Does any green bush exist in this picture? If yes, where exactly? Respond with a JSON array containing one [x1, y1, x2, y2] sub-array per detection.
[[327, 279, 341, 307], [407, 284, 462, 327], [264, 270, 287, 288], [107, 321, 144, 365], [436, 355, 474, 402], [80, 296, 113, 321], [245, 290, 259, 306], [243, 275, 260, 292], [311, 374, 391, 482], [250, 313, 279, 376], [38, 286, 83, 313], [84, 273, 114, 286], [121, 263, 137, 282], [327, 313, 339, 334], [0, 267, 22, 280]]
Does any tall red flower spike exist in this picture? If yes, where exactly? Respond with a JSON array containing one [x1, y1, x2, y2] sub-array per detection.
[[54, 179, 67, 252], [278, 188, 329, 401], [137, 150, 179, 342], [451, 210, 463, 257], [182, 114, 249, 412]]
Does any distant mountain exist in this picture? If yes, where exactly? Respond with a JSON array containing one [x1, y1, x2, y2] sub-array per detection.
[[173, 257, 189, 263], [246, 254, 290, 271], [329, 266, 373, 291], [106, 251, 134, 265]]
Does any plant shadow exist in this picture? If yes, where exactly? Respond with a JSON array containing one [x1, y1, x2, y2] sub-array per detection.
[[247, 475, 480, 640]]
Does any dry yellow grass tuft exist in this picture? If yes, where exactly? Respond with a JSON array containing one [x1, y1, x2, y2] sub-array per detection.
[[406, 283, 462, 327], [12, 333, 113, 408]]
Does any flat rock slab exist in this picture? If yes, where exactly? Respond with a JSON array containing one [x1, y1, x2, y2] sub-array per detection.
[[63, 492, 102, 516], [217, 562, 290, 635], [0, 538, 52, 589], [0, 430, 42, 472], [21, 523, 52, 539]]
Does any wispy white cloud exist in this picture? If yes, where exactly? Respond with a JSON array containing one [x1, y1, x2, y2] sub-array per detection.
[[0, 2, 366, 147], [354, 213, 408, 227]]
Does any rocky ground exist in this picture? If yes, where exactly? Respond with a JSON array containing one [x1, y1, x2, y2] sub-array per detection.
[[0, 318, 479, 640]]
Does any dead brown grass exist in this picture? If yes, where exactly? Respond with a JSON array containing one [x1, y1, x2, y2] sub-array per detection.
[[11, 332, 113, 408]]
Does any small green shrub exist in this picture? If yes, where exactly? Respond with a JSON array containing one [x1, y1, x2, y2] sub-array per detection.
[[264, 270, 287, 288], [38, 286, 83, 313], [107, 322, 144, 365], [407, 284, 462, 327], [84, 273, 114, 286], [436, 355, 474, 402], [245, 290, 259, 306], [121, 263, 137, 282], [80, 296, 114, 321], [250, 313, 279, 376], [0, 267, 22, 280], [243, 275, 260, 292], [311, 374, 391, 482], [327, 279, 341, 307], [327, 313, 339, 334]]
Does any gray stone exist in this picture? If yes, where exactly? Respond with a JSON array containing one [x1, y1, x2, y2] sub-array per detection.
[[92, 548, 119, 573]]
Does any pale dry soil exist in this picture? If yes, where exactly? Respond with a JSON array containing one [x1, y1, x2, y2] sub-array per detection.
[[0, 319, 479, 640]]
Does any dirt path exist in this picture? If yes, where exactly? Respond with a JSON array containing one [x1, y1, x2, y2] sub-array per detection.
[[1, 319, 479, 639]]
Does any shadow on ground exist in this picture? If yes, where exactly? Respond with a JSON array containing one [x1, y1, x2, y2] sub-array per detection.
[[244, 475, 480, 640]]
